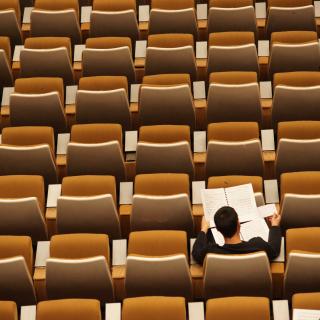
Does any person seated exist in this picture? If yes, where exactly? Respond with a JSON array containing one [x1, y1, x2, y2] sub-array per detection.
[[192, 206, 281, 265]]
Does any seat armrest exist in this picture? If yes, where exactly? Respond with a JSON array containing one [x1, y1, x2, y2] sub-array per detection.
[[130, 84, 141, 103], [20, 305, 36, 320], [112, 239, 127, 266], [193, 81, 206, 100], [13, 45, 24, 62], [74, 45, 85, 62], [261, 129, 275, 151], [264, 180, 279, 204], [273, 300, 289, 320], [273, 237, 285, 263], [1, 87, 14, 106], [81, 6, 92, 23], [255, 2, 267, 19], [135, 40, 147, 58], [125, 131, 138, 152], [258, 40, 269, 57], [46, 184, 62, 208], [23, 7, 33, 24], [197, 4, 207, 20], [65, 85, 78, 105], [188, 302, 205, 320], [196, 42, 207, 59], [105, 303, 121, 320], [57, 133, 70, 155], [119, 182, 133, 205], [139, 5, 150, 22], [260, 81, 272, 99], [192, 181, 206, 204], [35, 241, 50, 267]]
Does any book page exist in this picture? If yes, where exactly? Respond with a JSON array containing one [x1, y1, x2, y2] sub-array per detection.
[[293, 309, 320, 320], [201, 188, 227, 224], [225, 184, 259, 223], [258, 203, 276, 218], [240, 218, 269, 242], [210, 228, 225, 246]]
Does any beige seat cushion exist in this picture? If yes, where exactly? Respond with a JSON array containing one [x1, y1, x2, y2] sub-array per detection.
[[274, 71, 320, 87], [79, 76, 128, 93], [152, 0, 194, 9], [210, 0, 253, 8], [268, 0, 312, 7], [148, 34, 194, 48], [292, 292, 320, 309], [86, 37, 132, 50], [278, 121, 320, 141], [0, 301, 17, 320], [139, 125, 191, 143], [209, 32, 255, 46], [93, 0, 136, 12], [143, 74, 191, 87], [34, 0, 79, 16], [271, 31, 317, 45], [209, 71, 257, 84]]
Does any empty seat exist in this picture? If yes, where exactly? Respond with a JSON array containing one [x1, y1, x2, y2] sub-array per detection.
[[208, 32, 259, 74], [82, 37, 135, 83], [292, 292, 320, 310], [0, 126, 58, 185], [136, 125, 194, 179], [10, 77, 67, 133], [47, 233, 114, 302], [204, 252, 272, 299], [145, 34, 197, 80], [36, 299, 102, 320], [76, 76, 131, 129], [0, 301, 17, 320], [278, 121, 320, 142], [122, 296, 186, 320], [208, 72, 262, 124], [0, 37, 13, 88], [90, 0, 139, 41], [58, 175, 121, 238], [0, 235, 36, 305], [206, 296, 270, 320], [66, 124, 126, 182], [31, 0, 81, 44], [21, 37, 74, 85]]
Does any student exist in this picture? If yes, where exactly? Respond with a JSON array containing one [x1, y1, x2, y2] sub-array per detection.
[[192, 206, 282, 264]]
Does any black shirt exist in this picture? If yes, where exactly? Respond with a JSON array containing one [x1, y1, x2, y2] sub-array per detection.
[[192, 226, 282, 265]]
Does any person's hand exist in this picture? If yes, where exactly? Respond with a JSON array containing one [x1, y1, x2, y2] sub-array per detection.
[[201, 216, 209, 233], [269, 212, 281, 227]]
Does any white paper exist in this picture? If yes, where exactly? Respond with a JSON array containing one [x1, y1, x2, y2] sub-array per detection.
[[240, 218, 269, 242], [65, 85, 78, 105], [197, 4, 207, 20], [112, 239, 127, 266], [273, 300, 290, 320], [46, 184, 62, 207], [119, 182, 133, 205], [258, 40, 270, 57], [264, 179, 279, 204], [13, 45, 24, 62], [135, 40, 147, 58], [81, 6, 92, 23], [255, 2, 267, 19], [315, 1, 320, 18], [139, 5, 150, 22], [130, 84, 140, 103], [188, 302, 205, 320], [258, 203, 276, 218], [23, 7, 33, 24], [193, 81, 206, 100], [57, 133, 70, 155], [105, 303, 121, 320], [201, 188, 227, 223], [20, 305, 36, 320], [196, 41, 207, 59], [1, 87, 14, 106], [35, 241, 50, 267], [125, 131, 138, 152], [193, 131, 206, 153], [74, 44, 85, 62], [192, 180, 206, 204], [261, 129, 275, 151], [260, 81, 272, 99], [293, 309, 320, 320]]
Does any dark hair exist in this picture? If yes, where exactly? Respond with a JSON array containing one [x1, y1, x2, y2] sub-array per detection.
[[214, 206, 239, 238]]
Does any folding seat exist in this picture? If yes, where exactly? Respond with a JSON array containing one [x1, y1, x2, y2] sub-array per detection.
[[273, 73, 320, 126], [149, 0, 198, 37], [277, 121, 320, 141], [82, 37, 135, 83], [46, 233, 114, 302], [36, 299, 102, 320], [203, 252, 272, 299], [131, 174, 194, 235], [0, 175, 47, 241], [206, 296, 270, 320], [0, 301, 17, 320], [208, 0, 258, 41], [66, 124, 126, 182], [90, 0, 139, 41], [125, 230, 193, 299], [266, 0, 316, 36], [206, 122, 264, 178], [269, 31, 320, 76], [0, 37, 13, 89], [208, 72, 262, 124], [122, 296, 186, 320], [139, 74, 196, 130], [207, 32, 259, 75], [57, 175, 121, 238], [280, 172, 320, 229], [135, 125, 195, 179], [0, 235, 36, 305], [0, 0, 22, 46], [31, 0, 82, 44], [20, 37, 75, 85], [0, 126, 58, 185], [76, 76, 131, 129], [145, 34, 197, 80], [9, 77, 67, 133], [292, 292, 320, 310]]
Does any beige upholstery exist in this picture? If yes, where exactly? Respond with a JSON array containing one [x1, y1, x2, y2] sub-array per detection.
[[278, 121, 320, 142], [122, 296, 186, 320], [206, 297, 270, 320], [274, 71, 320, 87], [210, 0, 253, 8], [204, 252, 272, 299], [209, 31, 255, 46], [36, 299, 101, 320], [292, 292, 320, 310], [210, 71, 257, 85], [35, 0, 79, 15], [0, 301, 17, 320], [142, 73, 191, 87], [268, 0, 312, 6], [0, 37, 13, 87], [93, 0, 136, 11]]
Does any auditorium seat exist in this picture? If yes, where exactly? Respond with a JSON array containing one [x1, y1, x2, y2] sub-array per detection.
[[135, 125, 195, 179], [21, 37, 75, 85], [139, 74, 195, 130], [0, 175, 47, 241], [206, 296, 270, 320], [10, 77, 67, 133], [76, 76, 131, 129], [208, 32, 259, 74], [82, 37, 135, 83], [46, 233, 114, 302], [0, 36, 13, 89], [208, 72, 262, 124], [0, 301, 17, 320], [0, 235, 36, 305], [0, 0, 22, 46], [0, 126, 58, 185], [292, 292, 320, 310], [269, 31, 320, 76], [131, 174, 194, 235], [206, 122, 264, 178], [208, 0, 258, 41], [149, 0, 197, 37], [36, 299, 102, 320], [90, 0, 139, 41], [57, 175, 121, 238], [122, 296, 186, 320], [31, 0, 82, 44], [66, 124, 126, 182], [278, 121, 320, 142], [145, 34, 197, 80], [204, 252, 272, 299]]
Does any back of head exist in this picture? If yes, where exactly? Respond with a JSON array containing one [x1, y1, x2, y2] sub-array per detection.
[[214, 206, 238, 238]]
